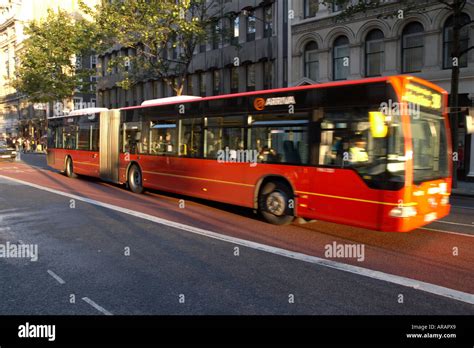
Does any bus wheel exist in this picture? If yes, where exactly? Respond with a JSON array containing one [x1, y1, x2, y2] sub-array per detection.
[[128, 164, 145, 194], [258, 181, 294, 225], [65, 157, 77, 178]]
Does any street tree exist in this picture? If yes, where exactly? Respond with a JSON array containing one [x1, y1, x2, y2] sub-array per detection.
[[81, 0, 222, 96], [325, 0, 473, 187], [12, 9, 97, 104]]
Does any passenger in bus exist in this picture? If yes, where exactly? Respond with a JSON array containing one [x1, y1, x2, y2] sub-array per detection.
[[350, 136, 369, 163], [258, 146, 279, 163]]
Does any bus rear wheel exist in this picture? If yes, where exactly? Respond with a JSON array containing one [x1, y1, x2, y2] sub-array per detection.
[[258, 181, 295, 225], [65, 157, 77, 178], [128, 164, 145, 194]]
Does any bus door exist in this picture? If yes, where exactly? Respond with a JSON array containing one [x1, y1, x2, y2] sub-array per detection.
[[100, 110, 120, 183]]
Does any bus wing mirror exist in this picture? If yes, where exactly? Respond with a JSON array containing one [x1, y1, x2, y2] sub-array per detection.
[[369, 112, 388, 138], [466, 108, 474, 134]]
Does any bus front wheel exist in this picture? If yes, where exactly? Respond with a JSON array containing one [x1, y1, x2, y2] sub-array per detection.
[[128, 164, 145, 194], [259, 181, 294, 225], [65, 157, 77, 178]]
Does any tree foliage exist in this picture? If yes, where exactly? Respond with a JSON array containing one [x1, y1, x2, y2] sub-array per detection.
[[81, 0, 221, 96], [12, 9, 96, 103]]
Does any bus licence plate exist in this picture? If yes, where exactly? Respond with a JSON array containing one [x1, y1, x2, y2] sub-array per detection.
[[424, 212, 437, 222]]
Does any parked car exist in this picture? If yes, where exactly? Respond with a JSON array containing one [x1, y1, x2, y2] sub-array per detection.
[[0, 141, 17, 161]]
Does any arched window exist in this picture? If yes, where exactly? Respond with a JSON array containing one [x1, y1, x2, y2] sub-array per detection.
[[402, 22, 424, 73], [365, 29, 384, 77], [333, 36, 349, 80], [304, 41, 319, 81], [443, 13, 471, 69]]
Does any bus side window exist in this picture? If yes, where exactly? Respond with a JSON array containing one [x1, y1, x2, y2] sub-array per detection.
[[122, 122, 142, 155], [149, 119, 177, 156], [179, 118, 202, 158], [204, 116, 246, 159]]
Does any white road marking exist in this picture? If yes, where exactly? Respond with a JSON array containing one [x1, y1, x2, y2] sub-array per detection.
[[436, 220, 474, 228], [420, 227, 474, 238], [82, 297, 113, 316], [47, 270, 65, 285], [2, 174, 474, 306]]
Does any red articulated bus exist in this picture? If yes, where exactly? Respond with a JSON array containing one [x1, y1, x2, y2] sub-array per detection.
[[47, 75, 452, 232]]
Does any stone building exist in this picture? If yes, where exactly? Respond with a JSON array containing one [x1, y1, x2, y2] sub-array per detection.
[[0, 0, 98, 141], [290, 0, 474, 179]]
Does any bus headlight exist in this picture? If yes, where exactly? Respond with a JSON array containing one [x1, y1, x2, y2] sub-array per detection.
[[389, 206, 417, 218]]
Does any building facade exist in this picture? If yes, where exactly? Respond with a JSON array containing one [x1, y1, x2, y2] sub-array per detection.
[[290, 0, 474, 179], [97, 0, 288, 108], [0, 0, 98, 142], [96, 0, 473, 179]]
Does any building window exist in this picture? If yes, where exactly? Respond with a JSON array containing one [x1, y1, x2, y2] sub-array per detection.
[[73, 97, 83, 110], [90, 55, 97, 69], [246, 64, 256, 91], [232, 15, 240, 45], [263, 60, 274, 90], [304, 41, 319, 81], [231, 66, 239, 93], [443, 14, 470, 69], [365, 29, 384, 77], [187, 75, 194, 95], [332, 1, 343, 12], [4, 49, 9, 77], [199, 72, 206, 96], [212, 20, 221, 50], [402, 22, 424, 73], [213, 70, 220, 95], [246, 10, 256, 42], [199, 36, 207, 53], [304, 0, 318, 18], [90, 76, 97, 92], [264, 5, 273, 38], [333, 36, 350, 81]]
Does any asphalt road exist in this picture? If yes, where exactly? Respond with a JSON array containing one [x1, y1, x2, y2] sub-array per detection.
[[0, 154, 473, 315]]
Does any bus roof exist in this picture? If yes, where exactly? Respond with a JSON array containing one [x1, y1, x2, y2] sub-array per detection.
[[141, 96, 202, 106], [120, 75, 447, 111]]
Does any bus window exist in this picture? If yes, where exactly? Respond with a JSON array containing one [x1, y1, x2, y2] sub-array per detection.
[[179, 118, 202, 158], [77, 123, 91, 151], [64, 125, 77, 150], [317, 110, 377, 169], [91, 123, 100, 152], [123, 122, 142, 155], [204, 116, 245, 159], [150, 119, 177, 156], [249, 113, 309, 164]]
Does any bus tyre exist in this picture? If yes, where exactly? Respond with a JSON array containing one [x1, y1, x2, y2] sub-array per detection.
[[65, 157, 77, 178], [259, 181, 294, 225], [128, 164, 145, 194]]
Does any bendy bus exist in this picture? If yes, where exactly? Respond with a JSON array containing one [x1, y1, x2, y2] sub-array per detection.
[[47, 75, 452, 232]]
